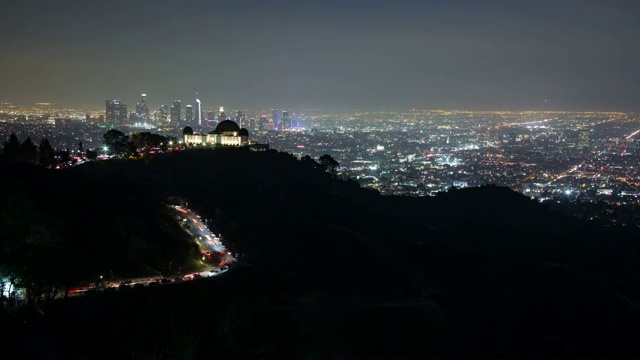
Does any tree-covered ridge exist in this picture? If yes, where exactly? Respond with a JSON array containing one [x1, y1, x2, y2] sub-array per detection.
[[2, 133, 55, 167]]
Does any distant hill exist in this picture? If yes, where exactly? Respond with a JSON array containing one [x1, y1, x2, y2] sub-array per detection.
[[2, 149, 640, 358]]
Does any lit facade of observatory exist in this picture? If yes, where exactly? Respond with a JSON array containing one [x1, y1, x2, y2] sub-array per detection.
[[182, 120, 249, 147]]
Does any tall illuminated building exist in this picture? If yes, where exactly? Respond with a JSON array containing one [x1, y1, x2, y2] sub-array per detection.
[[171, 100, 181, 122], [272, 110, 281, 130], [185, 105, 193, 123], [196, 95, 202, 126], [218, 106, 226, 121], [157, 105, 168, 123], [259, 115, 269, 130], [236, 110, 246, 128], [290, 115, 299, 129], [105, 99, 116, 122], [282, 110, 289, 130], [105, 100, 128, 126], [169, 105, 176, 122], [136, 93, 149, 120]]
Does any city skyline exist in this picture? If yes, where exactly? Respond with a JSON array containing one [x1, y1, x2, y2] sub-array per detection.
[[2, 0, 640, 111], [4, 106, 640, 223]]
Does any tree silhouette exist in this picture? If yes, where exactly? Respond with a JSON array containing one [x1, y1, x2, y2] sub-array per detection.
[[301, 155, 319, 169], [56, 149, 71, 163], [131, 132, 168, 150], [103, 129, 132, 154], [38, 138, 54, 168], [3, 133, 21, 160], [20, 137, 38, 164], [318, 154, 339, 175], [86, 149, 98, 160]]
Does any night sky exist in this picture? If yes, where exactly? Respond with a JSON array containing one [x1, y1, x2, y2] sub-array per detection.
[[1, 0, 640, 110]]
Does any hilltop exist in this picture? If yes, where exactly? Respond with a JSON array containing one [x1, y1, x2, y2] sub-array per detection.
[[2, 149, 640, 357]]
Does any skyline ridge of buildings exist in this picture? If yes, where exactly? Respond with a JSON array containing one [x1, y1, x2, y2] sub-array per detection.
[[106, 93, 295, 132]]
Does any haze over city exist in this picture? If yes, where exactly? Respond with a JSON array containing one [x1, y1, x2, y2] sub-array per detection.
[[2, 0, 640, 110]]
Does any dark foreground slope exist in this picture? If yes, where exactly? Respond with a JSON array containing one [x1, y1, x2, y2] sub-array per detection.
[[3, 149, 640, 358]]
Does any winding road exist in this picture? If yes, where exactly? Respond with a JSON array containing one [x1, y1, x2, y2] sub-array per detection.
[[67, 205, 235, 296]]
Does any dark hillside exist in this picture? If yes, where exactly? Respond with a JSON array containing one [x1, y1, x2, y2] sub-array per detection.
[[2, 150, 640, 357]]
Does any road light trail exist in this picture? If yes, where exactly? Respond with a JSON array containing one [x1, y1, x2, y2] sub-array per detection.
[[65, 205, 235, 297], [545, 164, 582, 186], [625, 128, 640, 140]]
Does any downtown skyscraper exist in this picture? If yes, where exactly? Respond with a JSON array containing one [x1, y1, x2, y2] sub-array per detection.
[[185, 105, 193, 123], [236, 110, 246, 129], [136, 94, 149, 120], [272, 110, 281, 130], [171, 100, 181, 122], [196, 96, 202, 126], [156, 105, 168, 123], [106, 100, 128, 126]]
